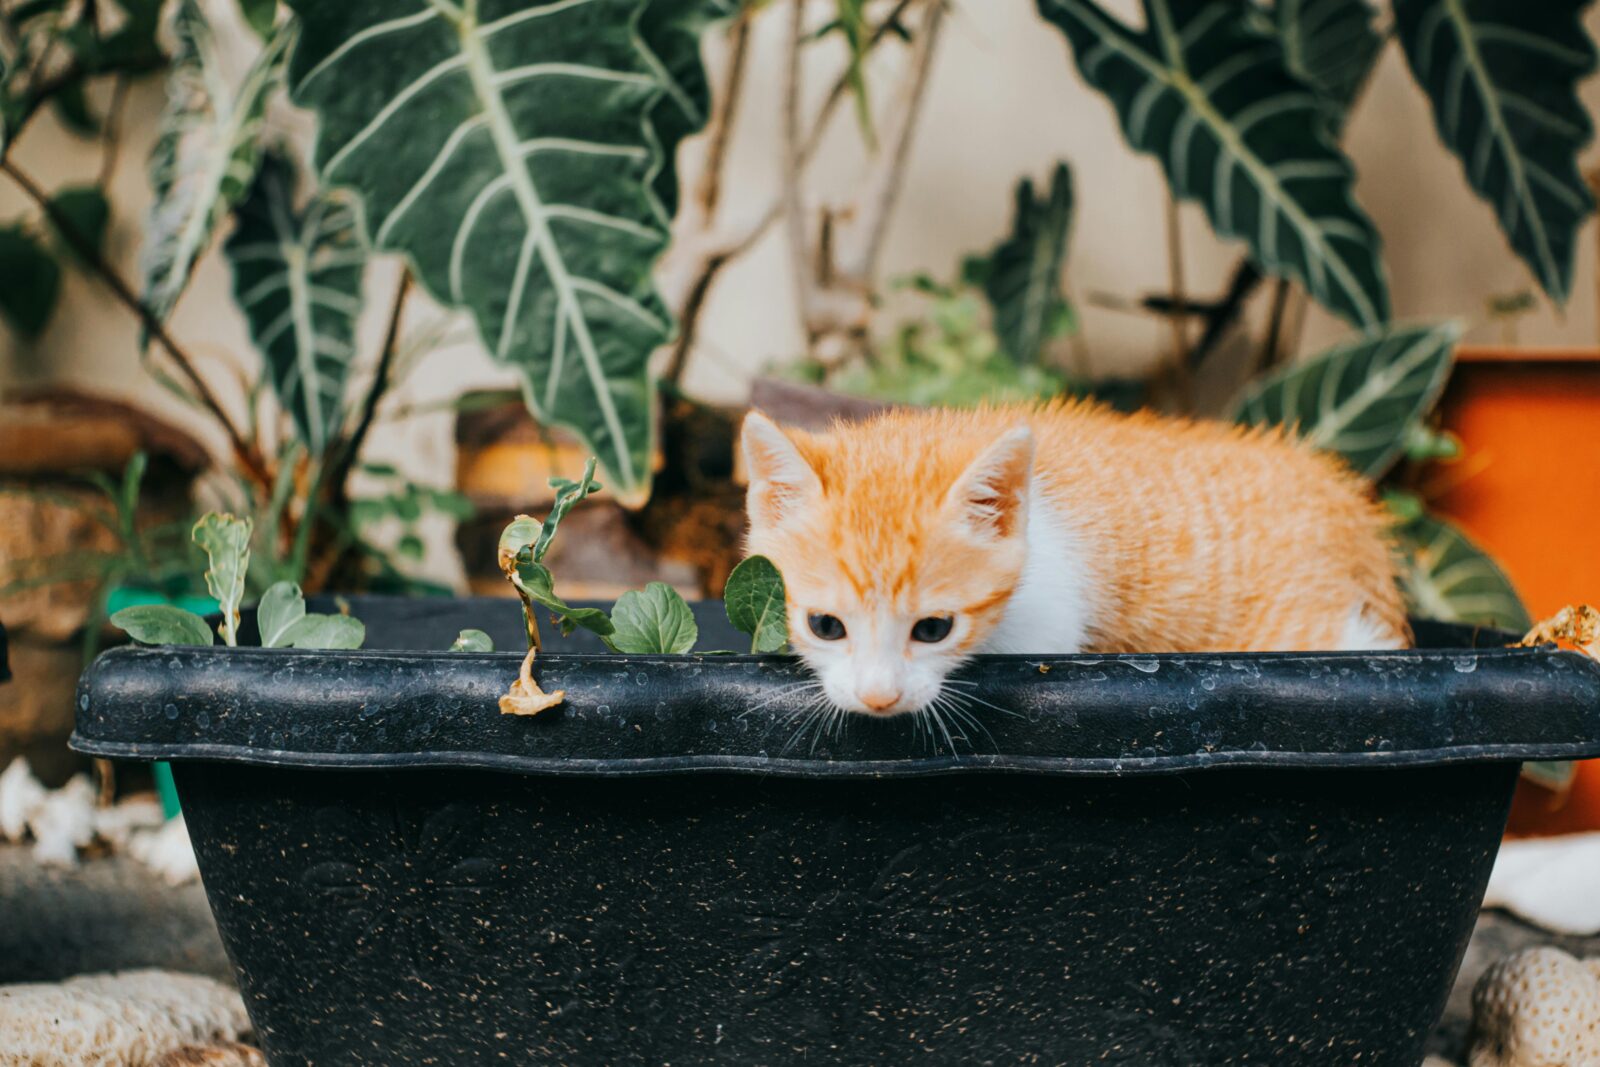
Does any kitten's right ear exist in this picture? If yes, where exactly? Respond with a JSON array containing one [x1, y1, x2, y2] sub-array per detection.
[[741, 412, 821, 530]]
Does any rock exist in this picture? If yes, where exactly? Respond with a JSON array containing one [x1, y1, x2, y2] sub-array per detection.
[[1468, 946, 1600, 1067], [0, 970, 249, 1066]]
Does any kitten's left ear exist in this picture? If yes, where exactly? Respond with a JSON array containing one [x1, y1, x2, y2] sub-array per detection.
[[947, 425, 1034, 539], [742, 411, 822, 530]]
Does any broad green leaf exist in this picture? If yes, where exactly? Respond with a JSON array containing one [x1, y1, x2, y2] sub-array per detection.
[[110, 604, 214, 647], [0, 227, 61, 337], [1232, 322, 1459, 479], [535, 457, 601, 562], [48, 186, 110, 265], [1394, 514, 1530, 631], [1262, 0, 1382, 136], [226, 150, 366, 456], [498, 514, 542, 567], [1036, 0, 1389, 328], [1393, 0, 1596, 304], [636, 0, 730, 219], [256, 579, 307, 648], [281, 612, 366, 649], [610, 580, 698, 653], [514, 555, 615, 638], [982, 162, 1074, 366], [1522, 760, 1576, 791], [723, 554, 787, 653], [238, 0, 277, 38], [192, 512, 252, 646], [450, 628, 494, 652], [285, 0, 677, 501], [52, 79, 98, 135], [139, 5, 290, 331]]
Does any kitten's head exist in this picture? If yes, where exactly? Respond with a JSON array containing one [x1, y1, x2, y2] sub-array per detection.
[[741, 411, 1034, 715]]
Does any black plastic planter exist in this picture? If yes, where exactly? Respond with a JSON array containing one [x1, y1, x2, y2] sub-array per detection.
[[73, 597, 1600, 1066]]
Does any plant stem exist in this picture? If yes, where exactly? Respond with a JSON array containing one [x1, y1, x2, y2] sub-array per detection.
[[781, 0, 815, 355], [838, 0, 943, 282], [336, 268, 410, 488], [0, 157, 272, 492], [97, 75, 130, 187], [691, 6, 751, 222], [1162, 192, 1190, 364], [1258, 276, 1292, 375]]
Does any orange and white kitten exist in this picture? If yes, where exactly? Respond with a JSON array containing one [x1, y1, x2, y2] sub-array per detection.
[[741, 402, 1407, 716]]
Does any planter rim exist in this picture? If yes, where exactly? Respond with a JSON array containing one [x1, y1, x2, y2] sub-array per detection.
[[73, 637, 1600, 778]]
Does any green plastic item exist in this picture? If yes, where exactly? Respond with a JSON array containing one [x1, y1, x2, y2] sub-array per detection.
[[151, 761, 182, 820]]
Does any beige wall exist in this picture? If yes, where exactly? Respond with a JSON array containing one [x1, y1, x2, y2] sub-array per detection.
[[3, 1, 1599, 578]]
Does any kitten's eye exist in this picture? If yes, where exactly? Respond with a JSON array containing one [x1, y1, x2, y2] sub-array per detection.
[[911, 616, 954, 643], [807, 613, 847, 641]]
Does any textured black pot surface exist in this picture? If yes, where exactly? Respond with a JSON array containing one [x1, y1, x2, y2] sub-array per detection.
[[73, 597, 1600, 1066]]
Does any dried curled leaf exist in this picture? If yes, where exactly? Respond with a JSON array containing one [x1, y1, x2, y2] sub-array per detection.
[[499, 646, 564, 717], [1517, 604, 1600, 660]]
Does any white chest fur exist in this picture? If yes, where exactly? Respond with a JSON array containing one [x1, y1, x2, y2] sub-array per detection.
[[981, 493, 1096, 655]]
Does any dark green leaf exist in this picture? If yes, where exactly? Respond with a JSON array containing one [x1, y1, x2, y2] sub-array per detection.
[[238, 0, 278, 38], [1394, 514, 1529, 631], [285, 0, 677, 500], [1037, 0, 1389, 328], [226, 150, 366, 456], [982, 162, 1074, 365], [281, 612, 365, 649], [51, 79, 98, 136], [1263, 0, 1382, 136], [636, 0, 733, 218], [0, 226, 61, 337], [449, 628, 494, 652], [535, 457, 600, 563], [610, 581, 698, 654], [1232, 322, 1459, 479], [723, 554, 787, 652], [1393, 0, 1596, 304], [514, 555, 615, 638], [110, 603, 214, 646], [257, 579, 306, 647], [48, 186, 110, 265]]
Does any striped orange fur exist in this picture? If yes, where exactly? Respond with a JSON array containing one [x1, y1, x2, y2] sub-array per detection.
[[742, 400, 1407, 716]]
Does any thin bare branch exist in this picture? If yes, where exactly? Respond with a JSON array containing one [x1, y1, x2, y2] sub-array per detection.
[[691, 6, 752, 222], [837, 0, 944, 281], [0, 156, 271, 491], [1163, 192, 1189, 362], [781, 0, 815, 354]]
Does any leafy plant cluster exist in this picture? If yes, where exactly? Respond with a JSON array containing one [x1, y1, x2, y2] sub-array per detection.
[[497, 459, 788, 657], [1, 0, 477, 608], [110, 510, 365, 648]]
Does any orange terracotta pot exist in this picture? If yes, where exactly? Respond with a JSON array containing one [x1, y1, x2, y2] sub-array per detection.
[[1429, 346, 1600, 836]]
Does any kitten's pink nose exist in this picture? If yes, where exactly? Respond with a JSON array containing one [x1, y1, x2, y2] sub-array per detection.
[[860, 691, 901, 713]]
